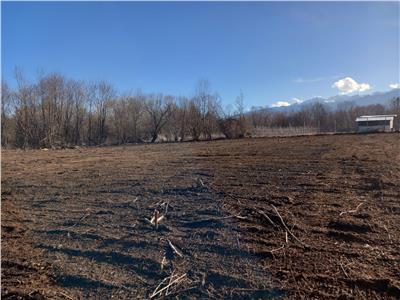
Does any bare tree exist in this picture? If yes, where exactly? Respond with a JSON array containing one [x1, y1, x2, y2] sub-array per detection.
[[1, 80, 14, 147], [177, 97, 190, 141], [144, 94, 173, 143], [165, 102, 181, 141], [89, 81, 115, 144], [128, 93, 145, 142], [188, 97, 202, 141], [195, 80, 212, 139], [110, 97, 129, 144], [391, 97, 400, 130], [310, 102, 327, 132], [192, 80, 222, 140], [36, 73, 68, 148], [14, 69, 39, 148], [69, 80, 87, 145], [235, 92, 247, 137]]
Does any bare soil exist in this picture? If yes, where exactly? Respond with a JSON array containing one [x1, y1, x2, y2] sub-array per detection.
[[2, 133, 400, 299]]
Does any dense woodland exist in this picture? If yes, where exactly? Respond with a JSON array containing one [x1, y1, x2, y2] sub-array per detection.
[[1, 72, 399, 149]]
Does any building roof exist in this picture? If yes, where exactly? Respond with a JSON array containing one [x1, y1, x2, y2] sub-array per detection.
[[356, 114, 397, 122]]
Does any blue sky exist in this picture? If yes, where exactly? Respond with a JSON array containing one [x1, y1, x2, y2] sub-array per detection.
[[2, 2, 399, 108]]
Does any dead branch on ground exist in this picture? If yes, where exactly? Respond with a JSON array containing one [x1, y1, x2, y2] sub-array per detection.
[[339, 261, 350, 278], [167, 239, 183, 257], [59, 292, 74, 300], [150, 273, 187, 298], [146, 210, 165, 228], [65, 212, 91, 230], [196, 177, 205, 188], [160, 256, 167, 271], [270, 245, 285, 253], [271, 205, 310, 249], [339, 202, 364, 216], [257, 209, 277, 227], [155, 210, 159, 229], [165, 270, 175, 295]]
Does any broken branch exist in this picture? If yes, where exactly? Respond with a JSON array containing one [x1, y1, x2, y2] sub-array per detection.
[[155, 210, 159, 229], [167, 239, 183, 257], [150, 273, 186, 298], [257, 210, 277, 227], [339, 202, 364, 216], [146, 212, 165, 228], [339, 261, 350, 278], [271, 204, 310, 249]]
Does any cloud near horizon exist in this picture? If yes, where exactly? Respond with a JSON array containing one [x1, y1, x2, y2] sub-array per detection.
[[332, 77, 371, 94], [389, 83, 400, 89], [271, 101, 291, 108], [271, 97, 303, 108], [294, 75, 342, 84]]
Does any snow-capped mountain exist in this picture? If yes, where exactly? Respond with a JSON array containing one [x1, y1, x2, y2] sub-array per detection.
[[270, 88, 400, 112]]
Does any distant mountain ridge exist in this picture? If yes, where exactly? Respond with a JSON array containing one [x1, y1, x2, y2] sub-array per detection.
[[270, 88, 400, 112]]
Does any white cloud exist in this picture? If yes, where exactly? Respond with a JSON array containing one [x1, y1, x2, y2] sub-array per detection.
[[332, 77, 371, 94], [271, 98, 303, 108], [294, 74, 342, 84], [291, 97, 303, 104], [389, 83, 400, 89], [271, 101, 291, 108]]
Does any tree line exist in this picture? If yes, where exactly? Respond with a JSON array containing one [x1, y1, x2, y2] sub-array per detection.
[[1, 71, 399, 149], [247, 99, 400, 133]]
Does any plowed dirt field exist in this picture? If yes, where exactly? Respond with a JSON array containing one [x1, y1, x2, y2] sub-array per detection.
[[2, 133, 400, 299]]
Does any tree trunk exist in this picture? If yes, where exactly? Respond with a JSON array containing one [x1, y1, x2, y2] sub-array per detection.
[[151, 132, 158, 143]]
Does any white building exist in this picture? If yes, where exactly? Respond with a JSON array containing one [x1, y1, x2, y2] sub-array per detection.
[[355, 115, 397, 133]]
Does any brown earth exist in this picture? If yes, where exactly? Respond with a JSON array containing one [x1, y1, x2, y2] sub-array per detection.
[[2, 133, 400, 299]]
